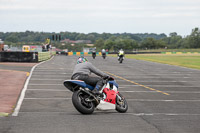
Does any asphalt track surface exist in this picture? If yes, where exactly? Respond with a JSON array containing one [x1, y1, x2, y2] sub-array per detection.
[[1, 55, 200, 133]]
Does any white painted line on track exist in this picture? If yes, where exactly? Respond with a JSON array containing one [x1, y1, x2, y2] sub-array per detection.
[[32, 73, 71, 74], [29, 84, 63, 85], [32, 75, 71, 79], [120, 85, 200, 88], [30, 79, 64, 80], [120, 91, 200, 93], [27, 89, 69, 91], [16, 112, 200, 116], [148, 85, 200, 88], [32, 75, 69, 76], [116, 80, 199, 82], [31, 76, 70, 78], [28, 89, 199, 93], [119, 86, 141, 88], [26, 89, 200, 93], [27, 89, 199, 93], [120, 85, 141, 86], [22, 97, 200, 102], [108, 74, 196, 76], [126, 99, 200, 102], [12, 57, 54, 116], [124, 113, 200, 116], [24, 98, 71, 100], [116, 77, 193, 79], [34, 70, 69, 71], [130, 81, 198, 83], [164, 113, 200, 116], [140, 85, 200, 87], [36, 68, 68, 70]]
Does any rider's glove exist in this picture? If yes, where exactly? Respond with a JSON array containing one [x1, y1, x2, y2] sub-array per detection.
[[103, 76, 110, 80]]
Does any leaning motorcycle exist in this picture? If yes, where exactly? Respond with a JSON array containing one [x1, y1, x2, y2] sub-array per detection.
[[102, 53, 106, 59], [63, 77, 128, 114]]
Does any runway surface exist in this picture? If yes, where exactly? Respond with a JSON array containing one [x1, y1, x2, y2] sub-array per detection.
[[1, 55, 200, 133]]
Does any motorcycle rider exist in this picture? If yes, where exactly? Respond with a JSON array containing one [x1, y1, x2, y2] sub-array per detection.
[[102, 49, 106, 54], [71, 57, 109, 95], [92, 49, 96, 59], [101, 49, 106, 58]]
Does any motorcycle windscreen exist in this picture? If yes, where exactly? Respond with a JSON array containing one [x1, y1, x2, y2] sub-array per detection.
[[108, 80, 118, 88]]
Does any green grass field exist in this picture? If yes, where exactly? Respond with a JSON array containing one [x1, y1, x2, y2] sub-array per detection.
[[137, 49, 200, 52], [109, 54, 200, 70]]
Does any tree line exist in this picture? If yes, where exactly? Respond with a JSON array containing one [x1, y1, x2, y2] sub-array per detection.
[[0, 27, 199, 52]]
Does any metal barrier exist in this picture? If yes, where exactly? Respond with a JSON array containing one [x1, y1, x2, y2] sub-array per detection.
[[67, 52, 109, 56], [0, 51, 56, 62], [0, 52, 38, 62]]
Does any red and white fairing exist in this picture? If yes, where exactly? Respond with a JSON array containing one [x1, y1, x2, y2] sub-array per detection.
[[96, 82, 119, 110]]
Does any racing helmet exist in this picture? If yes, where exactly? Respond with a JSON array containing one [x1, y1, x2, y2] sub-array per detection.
[[77, 57, 88, 64]]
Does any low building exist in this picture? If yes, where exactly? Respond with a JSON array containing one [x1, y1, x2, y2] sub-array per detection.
[[60, 39, 91, 44]]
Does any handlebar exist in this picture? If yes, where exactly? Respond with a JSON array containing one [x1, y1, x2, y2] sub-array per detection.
[[103, 76, 114, 84]]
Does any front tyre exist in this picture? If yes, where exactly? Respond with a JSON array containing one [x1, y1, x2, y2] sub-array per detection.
[[72, 90, 95, 114], [116, 93, 128, 113]]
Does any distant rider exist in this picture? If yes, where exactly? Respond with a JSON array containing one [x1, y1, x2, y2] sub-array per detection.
[[71, 57, 109, 95], [45, 38, 51, 51], [92, 49, 96, 59], [102, 49, 106, 54], [102, 49, 106, 57]]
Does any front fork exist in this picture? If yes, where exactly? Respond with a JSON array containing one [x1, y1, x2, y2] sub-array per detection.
[[116, 93, 124, 105]]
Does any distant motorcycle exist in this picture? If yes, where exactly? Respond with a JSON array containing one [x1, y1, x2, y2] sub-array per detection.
[[118, 55, 124, 63], [92, 52, 96, 59], [102, 53, 106, 59], [63, 77, 128, 114]]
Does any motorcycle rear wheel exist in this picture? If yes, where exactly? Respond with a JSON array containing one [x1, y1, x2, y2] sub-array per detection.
[[116, 93, 128, 113], [72, 90, 95, 114], [119, 58, 123, 63]]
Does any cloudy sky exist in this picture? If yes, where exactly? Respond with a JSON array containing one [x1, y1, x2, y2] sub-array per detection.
[[0, 0, 200, 36]]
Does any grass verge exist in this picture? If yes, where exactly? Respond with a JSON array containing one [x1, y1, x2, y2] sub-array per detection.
[[109, 54, 200, 70], [0, 112, 9, 117]]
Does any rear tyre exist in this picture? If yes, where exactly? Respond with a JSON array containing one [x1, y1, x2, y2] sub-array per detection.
[[119, 58, 123, 63], [72, 90, 95, 114], [116, 93, 128, 113]]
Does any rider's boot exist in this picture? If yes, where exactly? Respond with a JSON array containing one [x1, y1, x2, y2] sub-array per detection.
[[92, 87, 103, 97]]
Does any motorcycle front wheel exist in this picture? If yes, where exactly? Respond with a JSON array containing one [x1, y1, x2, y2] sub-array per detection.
[[116, 93, 128, 113], [72, 90, 95, 114]]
